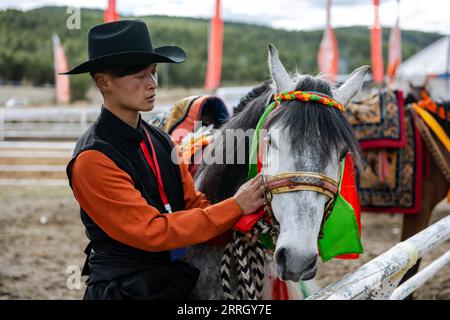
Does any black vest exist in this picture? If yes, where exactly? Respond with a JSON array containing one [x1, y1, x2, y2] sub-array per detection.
[[66, 107, 199, 299]]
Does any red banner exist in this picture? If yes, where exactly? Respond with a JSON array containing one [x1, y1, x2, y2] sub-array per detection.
[[104, 0, 119, 23], [52, 34, 70, 104], [387, 0, 401, 83], [204, 0, 223, 90], [371, 0, 384, 83], [318, 0, 339, 81]]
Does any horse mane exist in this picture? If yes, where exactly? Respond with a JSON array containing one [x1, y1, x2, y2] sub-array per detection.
[[233, 80, 273, 115], [197, 74, 362, 203], [197, 81, 274, 202]]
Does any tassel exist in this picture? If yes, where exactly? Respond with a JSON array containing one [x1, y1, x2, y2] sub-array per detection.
[[299, 281, 311, 299], [272, 277, 289, 300]]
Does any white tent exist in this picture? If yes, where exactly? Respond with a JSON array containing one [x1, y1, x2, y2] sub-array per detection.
[[396, 35, 450, 100]]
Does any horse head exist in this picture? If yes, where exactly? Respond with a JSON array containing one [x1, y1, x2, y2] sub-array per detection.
[[265, 44, 369, 281]]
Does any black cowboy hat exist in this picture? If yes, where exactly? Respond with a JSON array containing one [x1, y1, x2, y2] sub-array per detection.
[[60, 19, 186, 75]]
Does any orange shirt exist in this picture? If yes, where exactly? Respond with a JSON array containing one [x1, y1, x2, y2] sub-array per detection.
[[71, 149, 243, 252]]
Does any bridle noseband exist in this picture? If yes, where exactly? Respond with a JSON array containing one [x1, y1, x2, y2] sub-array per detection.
[[262, 172, 339, 238]]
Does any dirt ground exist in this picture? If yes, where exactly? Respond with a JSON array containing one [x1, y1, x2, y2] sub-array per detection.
[[0, 185, 448, 300]]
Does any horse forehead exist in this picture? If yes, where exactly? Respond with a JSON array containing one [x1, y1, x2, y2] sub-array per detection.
[[269, 126, 331, 171]]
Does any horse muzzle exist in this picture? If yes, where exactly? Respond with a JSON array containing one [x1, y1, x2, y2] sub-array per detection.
[[275, 247, 318, 282]]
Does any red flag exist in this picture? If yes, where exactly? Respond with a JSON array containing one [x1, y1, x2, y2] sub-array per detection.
[[52, 34, 70, 104], [204, 0, 223, 90], [387, 0, 401, 83], [104, 0, 119, 23], [371, 0, 384, 83], [318, 0, 339, 81]]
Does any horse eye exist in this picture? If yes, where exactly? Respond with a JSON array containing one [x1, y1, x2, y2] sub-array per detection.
[[268, 136, 277, 149]]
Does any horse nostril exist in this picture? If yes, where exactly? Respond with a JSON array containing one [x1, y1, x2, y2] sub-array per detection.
[[305, 255, 318, 272], [275, 248, 288, 268]]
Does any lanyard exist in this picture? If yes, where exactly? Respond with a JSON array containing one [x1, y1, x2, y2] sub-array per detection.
[[140, 127, 187, 261], [140, 128, 172, 213]]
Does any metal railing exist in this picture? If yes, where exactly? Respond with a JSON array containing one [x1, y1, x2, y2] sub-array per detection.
[[308, 215, 450, 300]]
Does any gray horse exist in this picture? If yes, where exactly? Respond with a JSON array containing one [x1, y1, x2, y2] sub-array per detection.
[[182, 45, 369, 299]]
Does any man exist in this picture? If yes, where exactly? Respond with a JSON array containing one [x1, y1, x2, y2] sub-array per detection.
[[62, 20, 265, 299]]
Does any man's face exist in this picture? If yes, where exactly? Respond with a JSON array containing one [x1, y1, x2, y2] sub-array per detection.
[[108, 64, 158, 112]]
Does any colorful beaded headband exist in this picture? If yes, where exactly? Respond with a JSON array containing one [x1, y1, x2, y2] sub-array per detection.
[[274, 90, 345, 112]]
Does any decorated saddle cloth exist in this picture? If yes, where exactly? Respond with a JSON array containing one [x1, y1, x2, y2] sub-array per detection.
[[346, 89, 406, 149], [149, 95, 229, 175], [347, 89, 425, 214]]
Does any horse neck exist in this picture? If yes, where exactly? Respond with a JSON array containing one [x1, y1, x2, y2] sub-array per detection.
[[197, 99, 268, 202]]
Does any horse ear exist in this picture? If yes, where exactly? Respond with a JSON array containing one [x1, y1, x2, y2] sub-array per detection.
[[268, 44, 295, 92], [332, 66, 371, 106]]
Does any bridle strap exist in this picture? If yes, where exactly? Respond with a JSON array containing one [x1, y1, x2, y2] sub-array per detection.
[[264, 172, 338, 199]]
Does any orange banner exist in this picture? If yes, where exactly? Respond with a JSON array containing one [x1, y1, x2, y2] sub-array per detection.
[[318, 0, 339, 81], [371, 0, 384, 83], [104, 0, 119, 23], [52, 34, 70, 104], [204, 0, 223, 90]]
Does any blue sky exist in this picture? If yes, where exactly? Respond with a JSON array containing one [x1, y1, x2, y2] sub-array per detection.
[[2, 0, 449, 34]]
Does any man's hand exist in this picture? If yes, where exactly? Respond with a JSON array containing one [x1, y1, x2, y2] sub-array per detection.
[[233, 174, 265, 215]]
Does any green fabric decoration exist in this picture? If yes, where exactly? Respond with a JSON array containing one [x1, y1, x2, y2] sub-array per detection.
[[248, 101, 278, 180], [317, 157, 364, 262]]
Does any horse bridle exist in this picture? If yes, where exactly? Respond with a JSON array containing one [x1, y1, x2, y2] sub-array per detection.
[[262, 171, 338, 238]]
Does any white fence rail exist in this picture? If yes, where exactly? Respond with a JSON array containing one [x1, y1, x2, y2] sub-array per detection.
[[0, 141, 75, 186], [308, 215, 450, 300], [389, 250, 450, 300], [0, 107, 166, 140]]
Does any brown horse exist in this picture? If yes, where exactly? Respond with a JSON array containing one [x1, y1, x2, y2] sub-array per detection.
[[399, 86, 449, 294]]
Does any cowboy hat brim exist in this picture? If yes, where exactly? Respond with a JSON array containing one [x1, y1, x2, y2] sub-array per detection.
[[60, 46, 186, 75]]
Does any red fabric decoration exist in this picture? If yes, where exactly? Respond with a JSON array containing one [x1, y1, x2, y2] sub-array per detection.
[[233, 208, 266, 233], [335, 153, 362, 259], [272, 278, 290, 300]]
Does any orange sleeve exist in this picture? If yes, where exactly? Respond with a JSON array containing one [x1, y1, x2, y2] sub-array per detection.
[[70, 150, 243, 252], [178, 151, 211, 210]]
